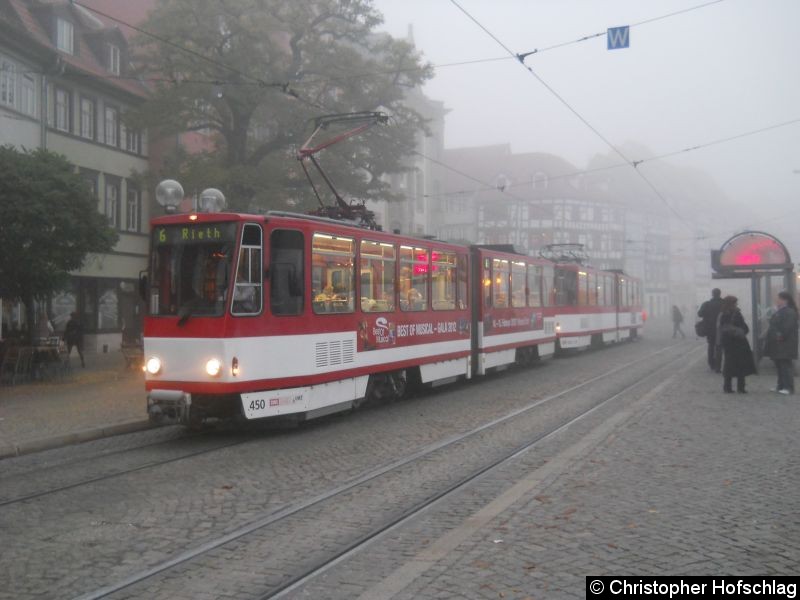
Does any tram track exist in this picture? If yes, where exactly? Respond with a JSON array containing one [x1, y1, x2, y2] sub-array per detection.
[[265, 345, 702, 600], [72, 340, 693, 600], [0, 341, 662, 510], [0, 434, 258, 508]]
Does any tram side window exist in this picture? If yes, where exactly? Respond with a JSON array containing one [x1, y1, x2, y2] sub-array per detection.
[[527, 265, 542, 308], [312, 234, 355, 314], [232, 224, 263, 315], [400, 246, 428, 311], [360, 240, 395, 312], [432, 250, 456, 310], [588, 272, 597, 306], [607, 275, 616, 306], [493, 259, 510, 308], [457, 254, 469, 309], [554, 268, 577, 306], [542, 265, 553, 307], [577, 271, 588, 307], [270, 229, 304, 316], [511, 261, 526, 308]]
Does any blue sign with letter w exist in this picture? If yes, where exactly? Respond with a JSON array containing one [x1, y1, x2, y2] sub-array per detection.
[[607, 26, 630, 50]]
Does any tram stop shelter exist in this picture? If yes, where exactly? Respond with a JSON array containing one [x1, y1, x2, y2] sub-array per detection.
[[711, 231, 796, 363]]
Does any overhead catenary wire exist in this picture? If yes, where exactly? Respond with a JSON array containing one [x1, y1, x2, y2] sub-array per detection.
[[53, 0, 726, 92], [447, 0, 713, 226], [424, 115, 800, 200], [71, 1, 286, 90], [516, 0, 727, 60], [67, 0, 778, 236]]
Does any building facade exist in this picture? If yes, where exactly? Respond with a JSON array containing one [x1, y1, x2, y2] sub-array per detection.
[[1, 0, 150, 349]]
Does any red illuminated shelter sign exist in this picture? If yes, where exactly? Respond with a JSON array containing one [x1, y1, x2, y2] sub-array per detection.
[[713, 231, 792, 274]]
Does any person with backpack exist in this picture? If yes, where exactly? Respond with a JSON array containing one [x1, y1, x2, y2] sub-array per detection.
[[716, 295, 756, 393], [698, 288, 723, 372], [764, 291, 798, 395]]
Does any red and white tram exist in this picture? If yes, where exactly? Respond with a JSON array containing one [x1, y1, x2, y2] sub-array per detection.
[[472, 246, 558, 374], [142, 211, 643, 427], [551, 264, 644, 350]]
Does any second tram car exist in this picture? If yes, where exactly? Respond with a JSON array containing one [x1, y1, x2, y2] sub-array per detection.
[[142, 210, 643, 427]]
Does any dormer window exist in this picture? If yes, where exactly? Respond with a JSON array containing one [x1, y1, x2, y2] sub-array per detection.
[[56, 18, 74, 54], [108, 44, 120, 75]]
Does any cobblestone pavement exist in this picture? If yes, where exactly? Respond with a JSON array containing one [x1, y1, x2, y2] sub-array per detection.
[[0, 333, 683, 600], [0, 351, 146, 453], [291, 348, 800, 599]]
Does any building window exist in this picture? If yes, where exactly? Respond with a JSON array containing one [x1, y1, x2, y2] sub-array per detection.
[[56, 19, 74, 54], [81, 169, 98, 198], [80, 97, 95, 139], [98, 280, 119, 330], [104, 106, 118, 146], [124, 125, 140, 154], [54, 87, 70, 132], [108, 44, 120, 75], [125, 186, 140, 232], [20, 74, 35, 116], [105, 179, 120, 228], [0, 59, 15, 107]]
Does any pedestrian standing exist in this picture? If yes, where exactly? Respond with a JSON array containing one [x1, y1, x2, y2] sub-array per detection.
[[671, 305, 685, 339], [716, 295, 756, 393], [64, 311, 85, 368], [764, 291, 798, 395], [698, 288, 723, 372]]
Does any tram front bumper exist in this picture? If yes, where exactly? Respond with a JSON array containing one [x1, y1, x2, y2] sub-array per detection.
[[147, 389, 192, 424]]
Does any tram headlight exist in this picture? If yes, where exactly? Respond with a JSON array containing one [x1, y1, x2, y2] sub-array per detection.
[[145, 356, 162, 375], [205, 358, 222, 377], [555, 323, 562, 333]]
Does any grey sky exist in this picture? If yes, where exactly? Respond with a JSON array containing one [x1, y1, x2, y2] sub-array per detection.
[[373, 0, 800, 231]]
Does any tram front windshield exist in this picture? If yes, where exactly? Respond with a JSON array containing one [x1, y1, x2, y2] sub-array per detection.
[[149, 222, 237, 317]]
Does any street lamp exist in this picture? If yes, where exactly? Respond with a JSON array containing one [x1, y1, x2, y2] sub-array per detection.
[[155, 179, 184, 214]]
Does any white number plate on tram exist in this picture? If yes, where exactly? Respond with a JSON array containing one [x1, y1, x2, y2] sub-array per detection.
[[241, 391, 305, 419]]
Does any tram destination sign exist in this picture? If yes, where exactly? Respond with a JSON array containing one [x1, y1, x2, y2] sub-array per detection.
[[154, 222, 236, 245]]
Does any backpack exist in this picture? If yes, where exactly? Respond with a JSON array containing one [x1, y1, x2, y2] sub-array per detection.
[[695, 320, 707, 337]]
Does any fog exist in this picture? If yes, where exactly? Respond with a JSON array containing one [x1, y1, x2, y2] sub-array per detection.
[[374, 0, 800, 251]]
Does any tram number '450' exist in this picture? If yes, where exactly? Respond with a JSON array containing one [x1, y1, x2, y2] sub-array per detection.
[[249, 399, 267, 411]]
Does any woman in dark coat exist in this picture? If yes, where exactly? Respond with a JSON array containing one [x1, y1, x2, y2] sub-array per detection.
[[716, 295, 756, 393], [764, 291, 798, 395]]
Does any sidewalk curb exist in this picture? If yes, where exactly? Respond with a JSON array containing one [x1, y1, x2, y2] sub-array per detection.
[[0, 419, 157, 460]]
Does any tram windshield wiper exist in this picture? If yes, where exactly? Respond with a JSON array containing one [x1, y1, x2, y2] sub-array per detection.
[[177, 304, 195, 327]]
